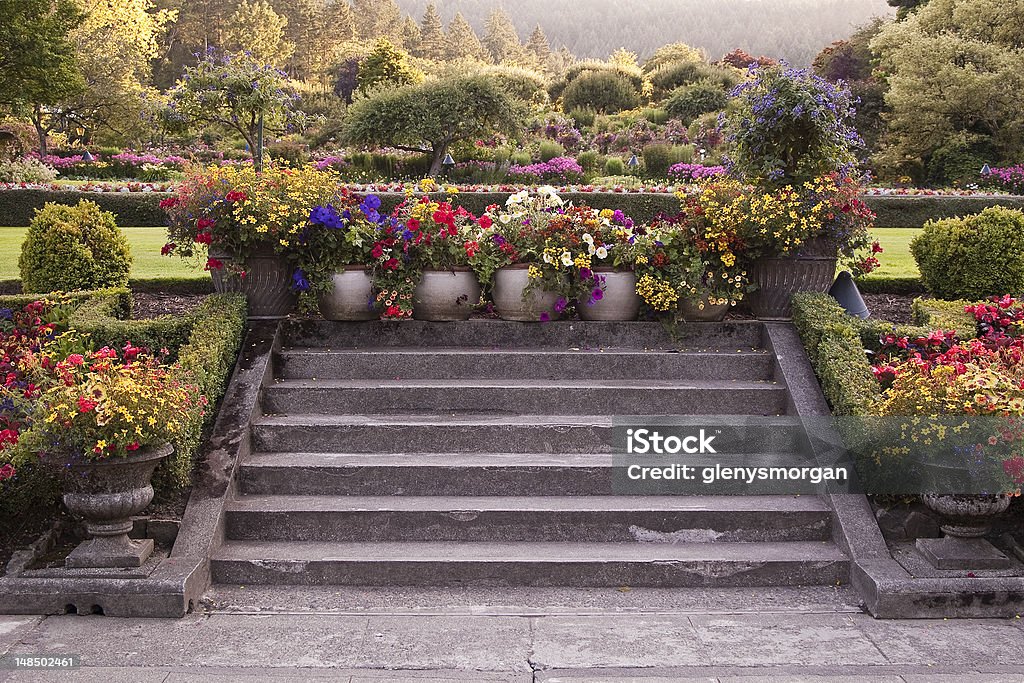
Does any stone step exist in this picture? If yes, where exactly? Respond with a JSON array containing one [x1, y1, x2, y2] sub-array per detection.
[[238, 451, 814, 496], [281, 320, 765, 350], [210, 540, 848, 587], [275, 347, 776, 381], [262, 379, 787, 416], [250, 414, 805, 454], [223, 494, 833, 543]]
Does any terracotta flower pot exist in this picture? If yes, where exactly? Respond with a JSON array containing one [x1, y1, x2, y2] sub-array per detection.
[[60, 443, 173, 569], [578, 269, 640, 321], [493, 265, 562, 322], [318, 265, 378, 321], [209, 247, 296, 319], [413, 269, 481, 321]]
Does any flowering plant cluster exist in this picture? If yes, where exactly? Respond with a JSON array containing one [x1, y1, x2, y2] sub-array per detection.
[[507, 157, 585, 184], [866, 295, 1024, 493], [724, 63, 862, 187], [479, 187, 639, 314], [161, 165, 346, 281], [369, 192, 487, 318], [668, 164, 727, 182], [15, 345, 205, 465], [979, 165, 1024, 196]]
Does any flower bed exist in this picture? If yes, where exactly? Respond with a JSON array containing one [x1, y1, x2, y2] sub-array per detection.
[[0, 289, 246, 523]]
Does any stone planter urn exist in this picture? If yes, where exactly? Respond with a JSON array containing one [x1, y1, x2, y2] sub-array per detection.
[[680, 295, 731, 322], [209, 247, 297, 319], [493, 265, 562, 322], [318, 266, 378, 321], [747, 237, 837, 320], [413, 269, 481, 321], [60, 443, 173, 569], [921, 493, 1012, 538], [578, 269, 640, 321]]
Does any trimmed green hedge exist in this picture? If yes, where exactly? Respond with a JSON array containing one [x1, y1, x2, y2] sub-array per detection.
[[0, 289, 246, 522], [0, 278, 214, 296], [791, 292, 880, 416], [5, 189, 1024, 227], [0, 190, 167, 226], [857, 276, 925, 295], [866, 195, 1024, 229]]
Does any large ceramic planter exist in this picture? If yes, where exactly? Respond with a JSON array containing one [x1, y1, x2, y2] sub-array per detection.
[[578, 269, 640, 321], [413, 269, 481, 321], [922, 493, 1012, 538], [318, 266, 377, 321], [60, 443, 173, 569], [680, 295, 731, 322], [747, 237, 837, 321], [493, 265, 561, 322], [209, 248, 296, 319]]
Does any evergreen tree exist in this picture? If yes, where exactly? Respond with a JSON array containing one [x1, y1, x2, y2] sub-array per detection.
[[400, 15, 421, 53], [482, 9, 526, 65], [352, 0, 403, 44], [417, 3, 447, 61], [447, 12, 487, 62], [526, 25, 551, 62], [357, 38, 422, 94], [225, 0, 294, 67]]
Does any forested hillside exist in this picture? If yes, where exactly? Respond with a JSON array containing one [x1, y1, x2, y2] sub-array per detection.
[[396, 0, 893, 64]]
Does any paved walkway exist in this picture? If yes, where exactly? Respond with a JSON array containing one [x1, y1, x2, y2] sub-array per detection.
[[1, 587, 1022, 681]]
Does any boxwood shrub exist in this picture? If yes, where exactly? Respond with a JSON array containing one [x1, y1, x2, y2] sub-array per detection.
[[910, 206, 1024, 300], [19, 201, 132, 293]]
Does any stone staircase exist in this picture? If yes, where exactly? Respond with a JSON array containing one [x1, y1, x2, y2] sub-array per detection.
[[210, 320, 849, 588]]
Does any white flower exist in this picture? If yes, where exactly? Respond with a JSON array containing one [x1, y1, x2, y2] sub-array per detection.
[[595, 246, 608, 259], [543, 252, 553, 264], [499, 214, 512, 224], [561, 252, 574, 267], [587, 244, 596, 255], [582, 233, 594, 244]]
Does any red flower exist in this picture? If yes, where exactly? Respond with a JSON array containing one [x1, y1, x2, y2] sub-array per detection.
[[225, 190, 247, 202], [194, 232, 212, 245], [197, 218, 216, 231], [66, 354, 85, 366], [77, 396, 98, 413], [161, 242, 176, 256], [0, 463, 15, 481], [126, 442, 140, 451], [385, 305, 401, 317], [407, 218, 421, 232], [478, 215, 493, 230], [464, 241, 479, 258], [159, 197, 178, 209], [205, 257, 223, 271], [383, 258, 399, 270]]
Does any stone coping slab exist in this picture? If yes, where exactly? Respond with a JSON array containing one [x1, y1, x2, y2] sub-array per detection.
[[764, 323, 1024, 618], [0, 321, 280, 618]]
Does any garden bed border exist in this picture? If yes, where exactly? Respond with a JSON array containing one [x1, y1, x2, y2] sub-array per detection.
[[783, 294, 1024, 618]]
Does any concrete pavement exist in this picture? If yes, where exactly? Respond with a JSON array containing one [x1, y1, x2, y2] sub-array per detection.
[[1, 587, 1022, 681]]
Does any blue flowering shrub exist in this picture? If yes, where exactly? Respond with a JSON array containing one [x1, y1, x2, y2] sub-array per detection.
[[724, 63, 862, 186]]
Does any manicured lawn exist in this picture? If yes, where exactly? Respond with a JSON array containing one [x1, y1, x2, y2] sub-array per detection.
[[0, 225, 923, 283], [868, 227, 921, 279], [0, 227, 205, 280]]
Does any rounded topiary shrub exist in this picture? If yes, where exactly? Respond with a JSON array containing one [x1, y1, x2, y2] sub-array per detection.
[[910, 206, 1024, 300], [19, 200, 132, 293]]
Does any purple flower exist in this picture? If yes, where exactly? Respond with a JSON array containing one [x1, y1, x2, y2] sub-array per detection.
[[292, 268, 310, 292], [539, 312, 551, 322], [591, 288, 604, 302]]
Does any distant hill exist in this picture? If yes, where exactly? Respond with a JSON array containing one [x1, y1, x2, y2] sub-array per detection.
[[395, 0, 893, 65]]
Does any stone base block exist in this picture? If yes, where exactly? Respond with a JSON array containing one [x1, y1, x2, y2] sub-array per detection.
[[65, 536, 155, 569], [916, 537, 1012, 570]]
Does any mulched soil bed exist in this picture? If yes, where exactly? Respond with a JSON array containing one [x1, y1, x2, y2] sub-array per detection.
[[864, 293, 916, 325], [132, 292, 208, 319]]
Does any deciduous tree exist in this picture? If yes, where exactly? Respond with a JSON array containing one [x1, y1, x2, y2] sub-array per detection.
[[344, 75, 523, 175]]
